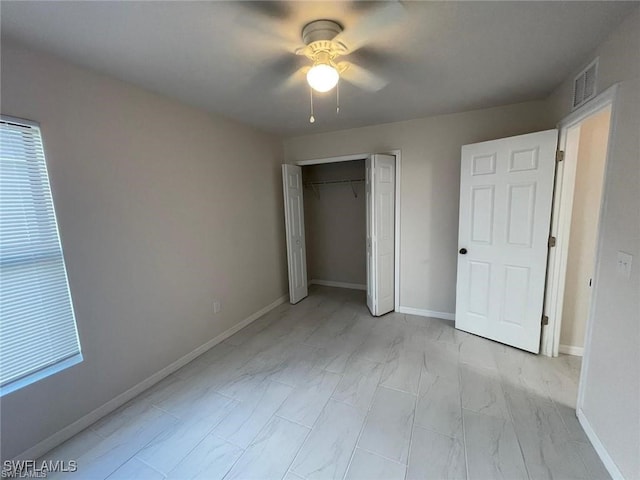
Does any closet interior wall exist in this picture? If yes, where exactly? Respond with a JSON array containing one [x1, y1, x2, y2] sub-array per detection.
[[302, 160, 367, 287]]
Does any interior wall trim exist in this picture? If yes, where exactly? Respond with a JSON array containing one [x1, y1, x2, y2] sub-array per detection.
[[558, 344, 585, 356], [577, 407, 624, 480], [396, 305, 455, 321], [11, 293, 288, 463], [309, 279, 367, 291]]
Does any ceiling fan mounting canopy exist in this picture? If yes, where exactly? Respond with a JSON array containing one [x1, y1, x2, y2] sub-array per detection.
[[297, 19, 348, 60], [302, 19, 343, 45]]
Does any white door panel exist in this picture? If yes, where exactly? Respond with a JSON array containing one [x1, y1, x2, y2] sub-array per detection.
[[456, 130, 557, 353], [375, 157, 395, 315], [366, 158, 374, 313], [282, 164, 308, 304], [367, 154, 396, 316]]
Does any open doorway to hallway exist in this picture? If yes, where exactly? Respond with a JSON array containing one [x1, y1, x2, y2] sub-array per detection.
[[558, 106, 612, 357], [543, 86, 617, 364]]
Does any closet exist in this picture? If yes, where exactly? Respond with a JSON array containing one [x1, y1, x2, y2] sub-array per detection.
[[282, 154, 396, 316], [302, 161, 367, 291]]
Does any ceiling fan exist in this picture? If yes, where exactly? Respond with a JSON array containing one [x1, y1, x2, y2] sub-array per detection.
[[236, 1, 407, 122], [295, 18, 385, 95]]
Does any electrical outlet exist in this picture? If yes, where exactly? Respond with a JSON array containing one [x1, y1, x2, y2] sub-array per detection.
[[616, 252, 633, 279], [213, 300, 222, 314]]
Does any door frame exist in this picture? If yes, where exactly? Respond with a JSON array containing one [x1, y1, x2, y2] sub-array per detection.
[[294, 149, 402, 310], [541, 84, 619, 358]]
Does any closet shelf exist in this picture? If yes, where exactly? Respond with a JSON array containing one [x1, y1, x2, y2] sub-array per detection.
[[303, 178, 365, 198]]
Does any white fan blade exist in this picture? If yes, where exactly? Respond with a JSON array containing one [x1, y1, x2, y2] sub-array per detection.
[[233, 10, 299, 53], [277, 66, 310, 93], [333, 1, 406, 53], [236, 1, 291, 21], [340, 63, 388, 92]]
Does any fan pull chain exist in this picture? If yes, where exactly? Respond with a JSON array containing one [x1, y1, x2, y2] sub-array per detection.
[[336, 80, 340, 114], [309, 87, 315, 123]]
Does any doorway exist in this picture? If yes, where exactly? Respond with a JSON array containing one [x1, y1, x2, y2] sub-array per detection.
[[282, 152, 400, 317], [542, 86, 617, 360], [557, 107, 611, 357], [302, 160, 367, 292], [302, 159, 367, 290]]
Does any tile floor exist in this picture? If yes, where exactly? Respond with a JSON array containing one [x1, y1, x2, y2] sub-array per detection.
[[41, 286, 610, 480]]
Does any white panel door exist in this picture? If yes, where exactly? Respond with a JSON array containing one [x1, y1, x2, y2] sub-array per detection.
[[282, 164, 308, 304], [366, 157, 375, 313], [455, 130, 557, 353], [366, 154, 396, 316]]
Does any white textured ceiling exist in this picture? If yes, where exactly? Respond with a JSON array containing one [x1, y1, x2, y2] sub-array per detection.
[[1, 1, 636, 135]]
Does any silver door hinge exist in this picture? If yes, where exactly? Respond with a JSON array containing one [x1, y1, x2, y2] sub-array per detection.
[[542, 315, 549, 326], [548, 236, 557, 248], [556, 150, 565, 162]]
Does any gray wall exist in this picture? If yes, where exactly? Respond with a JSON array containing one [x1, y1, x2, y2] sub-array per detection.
[[302, 161, 366, 286], [546, 8, 639, 479], [0, 42, 288, 460], [285, 101, 553, 316]]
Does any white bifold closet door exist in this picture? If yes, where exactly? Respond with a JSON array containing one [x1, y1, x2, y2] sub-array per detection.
[[282, 156, 395, 313], [455, 130, 557, 353], [366, 154, 396, 316], [282, 164, 308, 304]]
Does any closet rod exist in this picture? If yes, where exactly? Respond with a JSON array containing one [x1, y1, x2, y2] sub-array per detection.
[[303, 178, 365, 198], [303, 178, 365, 186]]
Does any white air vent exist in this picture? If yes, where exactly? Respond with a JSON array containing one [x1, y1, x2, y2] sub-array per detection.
[[572, 58, 598, 110]]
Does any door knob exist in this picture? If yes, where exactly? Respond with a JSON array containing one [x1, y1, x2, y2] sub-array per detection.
[[459, 248, 467, 255]]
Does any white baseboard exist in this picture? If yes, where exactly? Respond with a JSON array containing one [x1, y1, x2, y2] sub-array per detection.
[[309, 279, 367, 291], [397, 305, 455, 321], [13, 294, 288, 462], [559, 344, 584, 356], [577, 407, 623, 480]]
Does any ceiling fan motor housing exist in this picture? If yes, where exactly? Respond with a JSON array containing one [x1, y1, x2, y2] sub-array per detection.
[[302, 19, 342, 44]]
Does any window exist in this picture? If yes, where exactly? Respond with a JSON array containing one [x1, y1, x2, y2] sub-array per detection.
[[0, 116, 82, 396]]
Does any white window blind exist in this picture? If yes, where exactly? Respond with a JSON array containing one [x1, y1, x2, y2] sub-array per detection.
[[0, 116, 82, 396]]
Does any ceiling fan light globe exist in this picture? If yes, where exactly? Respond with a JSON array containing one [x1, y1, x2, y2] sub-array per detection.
[[307, 64, 339, 93]]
